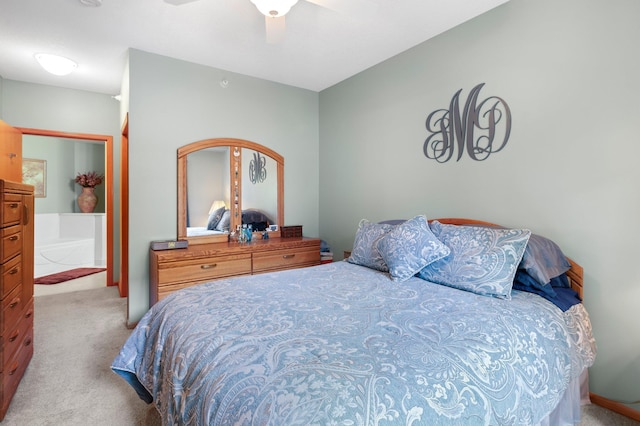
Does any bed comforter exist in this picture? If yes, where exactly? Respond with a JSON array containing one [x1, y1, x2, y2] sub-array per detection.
[[112, 261, 596, 425]]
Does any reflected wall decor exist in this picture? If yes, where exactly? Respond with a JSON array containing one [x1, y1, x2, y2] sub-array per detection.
[[423, 83, 512, 162], [249, 151, 267, 184], [22, 158, 47, 197]]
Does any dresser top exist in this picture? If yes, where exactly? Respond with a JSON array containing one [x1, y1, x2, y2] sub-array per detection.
[[151, 237, 321, 262]]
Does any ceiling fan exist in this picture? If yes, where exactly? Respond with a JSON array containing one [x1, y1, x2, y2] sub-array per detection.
[[164, 0, 354, 44]]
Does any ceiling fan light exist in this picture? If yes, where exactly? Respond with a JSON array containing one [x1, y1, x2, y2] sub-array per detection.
[[35, 53, 78, 76], [250, 0, 298, 17]]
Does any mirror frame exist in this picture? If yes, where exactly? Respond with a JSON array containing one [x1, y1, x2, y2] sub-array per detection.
[[178, 138, 284, 245]]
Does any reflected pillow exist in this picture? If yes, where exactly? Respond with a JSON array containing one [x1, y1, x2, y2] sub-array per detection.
[[206, 206, 227, 230], [248, 221, 268, 232], [347, 220, 395, 272], [418, 221, 531, 299], [242, 209, 273, 225], [215, 209, 231, 232], [376, 215, 450, 283]]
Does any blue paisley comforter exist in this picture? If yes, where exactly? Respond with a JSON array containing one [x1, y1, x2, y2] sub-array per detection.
[[112, 261, 596, 425]]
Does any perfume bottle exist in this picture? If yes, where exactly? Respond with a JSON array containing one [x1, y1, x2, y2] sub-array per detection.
[[238, 224, 246, 243], [245, 224, 253, 242]]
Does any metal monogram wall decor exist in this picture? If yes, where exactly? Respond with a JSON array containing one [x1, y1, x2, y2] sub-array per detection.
[[423, 83, 511, 162], [249, 151, 267, 184]]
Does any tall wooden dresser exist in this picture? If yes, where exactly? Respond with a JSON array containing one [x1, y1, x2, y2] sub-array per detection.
[[0, 180, 34, 420]]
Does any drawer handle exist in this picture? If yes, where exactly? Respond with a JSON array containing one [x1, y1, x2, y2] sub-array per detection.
[[8, 203, 19, 209], [283, 254, 296, 259], [9, 235, 19, 241], [25, 309, 33, 319], [24, 338, 32, 347], [9, 297, 20, 309], [8, 330, 19, 343], [201, 264, 218, 269], [9, 268, 19, 275]]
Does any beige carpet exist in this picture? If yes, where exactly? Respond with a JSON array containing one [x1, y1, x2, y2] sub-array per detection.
[[3, 286, 160, 425], [1, 286, 638, 425]]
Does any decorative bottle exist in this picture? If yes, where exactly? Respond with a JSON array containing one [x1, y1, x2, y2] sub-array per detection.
[[245, 224, 253, 242], [238, 225, 246, 243]]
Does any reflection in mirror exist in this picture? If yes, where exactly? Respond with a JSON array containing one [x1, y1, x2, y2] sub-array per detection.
[[185, 147, 230, 237], [241, 149, 278, 232], [178, 138, 284, 245]]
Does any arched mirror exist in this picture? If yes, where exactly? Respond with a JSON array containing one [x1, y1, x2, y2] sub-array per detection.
[[178, 138, 284, 245]]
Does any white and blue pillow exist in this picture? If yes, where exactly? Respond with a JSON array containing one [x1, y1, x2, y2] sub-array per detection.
[[417, 221, 531, 299], [375, 215, 450, 282], [346, 220, 395, 272]]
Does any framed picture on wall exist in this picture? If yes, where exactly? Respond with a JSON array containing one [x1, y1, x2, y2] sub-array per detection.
[[22, 158, 47, 197]]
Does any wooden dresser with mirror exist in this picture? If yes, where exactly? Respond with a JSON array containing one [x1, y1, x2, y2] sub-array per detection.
[[149, 138, 320, 305]]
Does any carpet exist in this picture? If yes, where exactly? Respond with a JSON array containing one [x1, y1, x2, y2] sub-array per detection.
[[34, 267, 106, 285]]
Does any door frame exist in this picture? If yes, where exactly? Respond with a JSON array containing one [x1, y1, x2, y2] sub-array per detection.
[[17, 127, 115, 288], [119, 115, 129, 298]]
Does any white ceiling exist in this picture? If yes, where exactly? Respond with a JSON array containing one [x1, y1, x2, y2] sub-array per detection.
[[0, 0, 509, 96]]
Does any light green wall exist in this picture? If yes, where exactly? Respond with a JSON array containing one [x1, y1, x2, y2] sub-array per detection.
[[1, 80, 122, 278], [126, 49, 320, 324], [320, 0, 640, 411], [22, 136, 106, 214]]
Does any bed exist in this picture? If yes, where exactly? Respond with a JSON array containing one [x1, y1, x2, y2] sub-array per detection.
[[112, 217, 596, 425]]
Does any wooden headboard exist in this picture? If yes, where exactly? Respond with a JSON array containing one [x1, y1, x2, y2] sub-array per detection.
[[432, 218, 584, 299]]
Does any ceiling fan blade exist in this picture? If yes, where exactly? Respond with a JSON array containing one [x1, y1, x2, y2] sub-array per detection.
[[164, 0, 200, 5], [303, 0, 376, 17], [265, 16, 286, 44], [303, 0, 353, 14]]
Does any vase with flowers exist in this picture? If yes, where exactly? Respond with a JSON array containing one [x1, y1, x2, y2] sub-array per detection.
[[75, 171, 104, 213]]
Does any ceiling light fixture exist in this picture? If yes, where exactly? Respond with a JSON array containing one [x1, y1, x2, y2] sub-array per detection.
[[35, 53, 78, 76], [250, 0, 298, 17]]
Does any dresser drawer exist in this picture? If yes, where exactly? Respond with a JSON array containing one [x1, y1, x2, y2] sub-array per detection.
[[1, 285, 25, 335], [1, 195, 22, 228], [253, 246, 320, 273], [1, 255, 21, 300], [1, 301, 33, 370], [0, 324, 33, 416], [157, 253, 252, 286], [1, 227, 21, 264], [155, 280, 241, 302]]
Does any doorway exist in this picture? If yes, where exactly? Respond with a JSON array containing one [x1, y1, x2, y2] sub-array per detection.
[[17, 127, 115, 289]]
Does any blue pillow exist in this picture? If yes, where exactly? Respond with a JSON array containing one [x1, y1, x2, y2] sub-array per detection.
[[513, 270, 557, 298], [347, 220, 395, 272], [376, 215, 450, 282], [206, 206, 226, 230], [549, 273, 570, 288], [215, 209, 231, 232], [418, 221, 531, 299], [519, 233, 571, 286]]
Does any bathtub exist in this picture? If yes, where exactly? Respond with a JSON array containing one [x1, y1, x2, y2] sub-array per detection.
[[34, 213, 106, 278]]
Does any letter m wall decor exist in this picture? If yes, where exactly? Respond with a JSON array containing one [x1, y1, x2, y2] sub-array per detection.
[[423, 83, 512, 163]]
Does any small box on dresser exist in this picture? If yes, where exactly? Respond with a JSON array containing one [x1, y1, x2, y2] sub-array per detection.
[[0, 180, 34, 420], [280, 226, 303, 238]]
